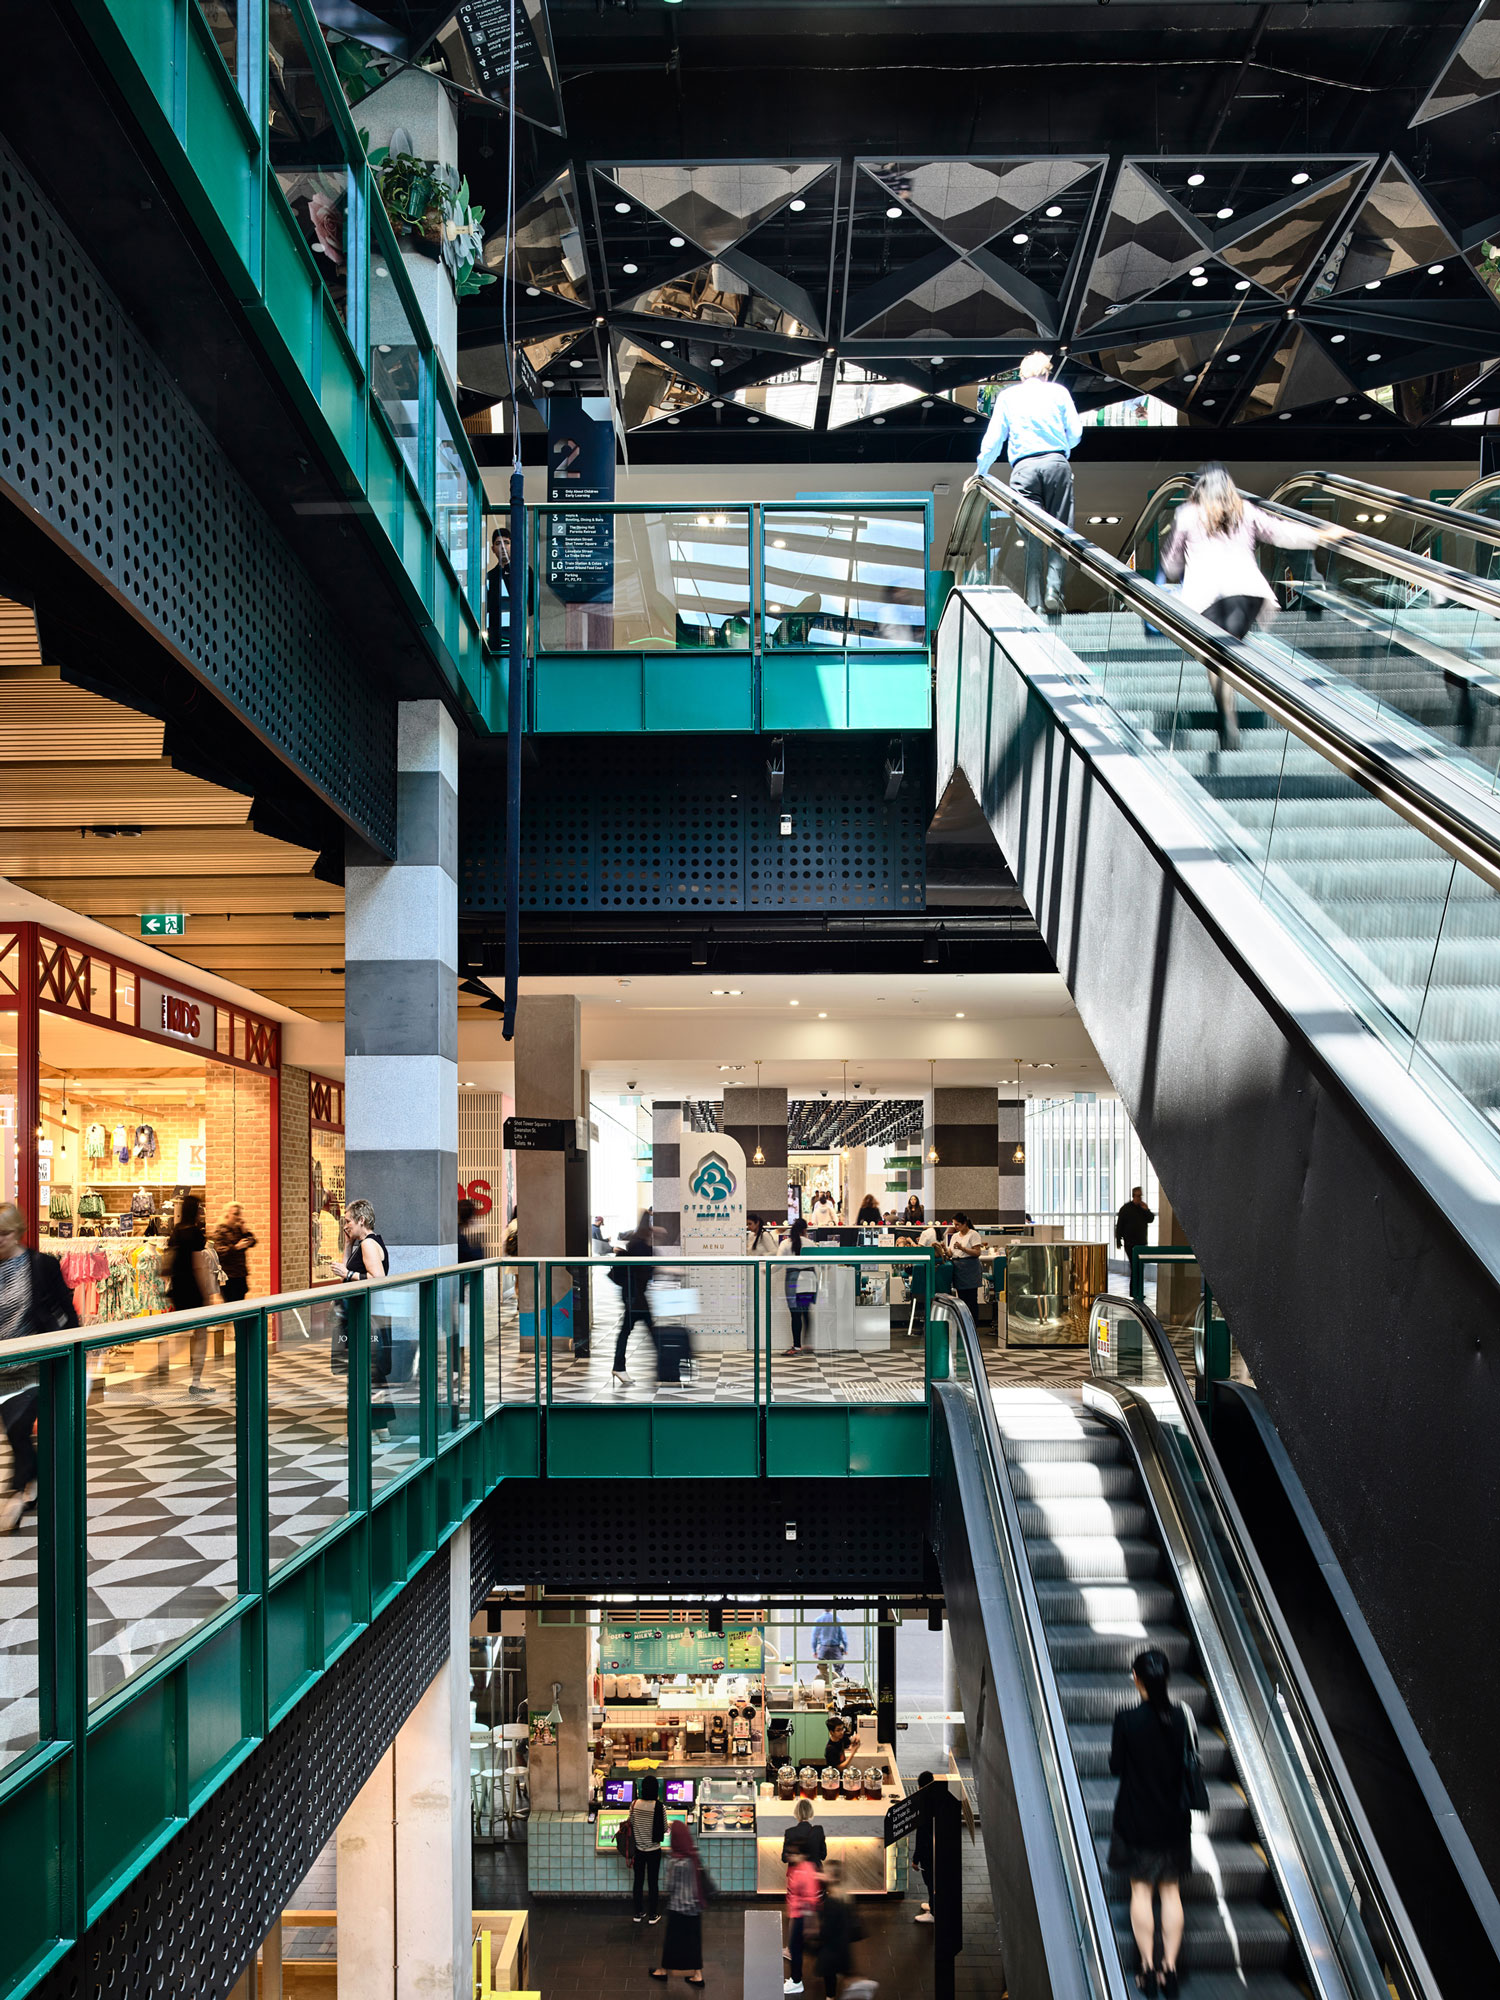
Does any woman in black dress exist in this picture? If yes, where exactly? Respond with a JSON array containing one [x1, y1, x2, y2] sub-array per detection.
[[650, 1820, 707, 1987], [1109, 1648, 1195, 1996]]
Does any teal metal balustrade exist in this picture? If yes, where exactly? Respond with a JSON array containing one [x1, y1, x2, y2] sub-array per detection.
[[501, 500, 935, 733], [0, 1247, 934, 1995], [72, 0, 499, 731]]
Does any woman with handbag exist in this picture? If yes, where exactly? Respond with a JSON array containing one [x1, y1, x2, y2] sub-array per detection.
[[650, 1819, 709, 1987], [1109, 1647, 1201, 1997], [778, 1217, 816, 1356]]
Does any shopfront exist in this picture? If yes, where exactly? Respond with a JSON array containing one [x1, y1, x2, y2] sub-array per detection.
[[309, 1073, 345, 1283], [0, 923, 280, 1318]]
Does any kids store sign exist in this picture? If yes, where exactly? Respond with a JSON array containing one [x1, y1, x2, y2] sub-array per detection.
[[138, 978, 217, 1051]]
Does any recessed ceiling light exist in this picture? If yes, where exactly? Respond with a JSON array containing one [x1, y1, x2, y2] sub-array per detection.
[[1189, 266, 1205, 277], [1335, 395, 1349, 404], [886, 205, 902, 219], [1233, 280, 1251, 291], [614, 201, 630, 214], [1191, 276, 1208, 287], [525, 285, 541, 297], [377, 342, 391, 354], [1330, 333, 1345, 343], [789, 999, 799, 1006], [1187, 173, 1206, 187], [1216, 207, 1234, 220], [1278, 410, 1293, 420], [1365, 280, 1381, 290], [1089, 514, 1104, 525], [1291, 171, 1310, 185], [1012, 232, 1029, 245], [921, 397, 934, 406], [1105, 514, 1120, 524], [773, 537, 787, 548], [569, 358, 583, 369], [818, 1012, 828, 1018], [1367, 352, 1382, 362], [1355, 511, 1370, 522], [873, 416, 885, 424], [1183, 371, 1196, 382], [963, 414, 976, 423], [669, 235, 685, 248], [661, 339, 675, 349], [1045, 204, 1063, 217], [666, 417, 679, 425], [622, 262, 638, 275], [710, 356, 724, 367], [955, 1012, 965, 1018], [789, 198, 806, 212], [747, 415, 759, 423], [1227, 352, 1241, 362], [542, 378, 555, 388], [375, 265, 389, 278], [1202, 397, 1216, 406], [1428, 263, 1445, 275], [1359, 411, 1372, 420]]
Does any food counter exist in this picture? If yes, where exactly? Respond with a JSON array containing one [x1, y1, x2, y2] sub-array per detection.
[[755, 1744, 906, 1895]]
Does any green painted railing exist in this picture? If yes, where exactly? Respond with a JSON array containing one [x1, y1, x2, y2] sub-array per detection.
[[0, 1248, 938, 1995], [74, 0, 503, 734], [498, 501, 935, 733]]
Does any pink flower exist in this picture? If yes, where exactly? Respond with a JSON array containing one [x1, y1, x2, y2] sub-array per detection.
[[308, 190, 346, 269]]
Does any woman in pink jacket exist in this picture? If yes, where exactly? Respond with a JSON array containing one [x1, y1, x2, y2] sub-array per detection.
[[1161, 464, 1345, 747]]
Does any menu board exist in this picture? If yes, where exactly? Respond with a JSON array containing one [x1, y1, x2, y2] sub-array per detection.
[[601, 1623, 765, 1675], [546, 404, 614, 604]]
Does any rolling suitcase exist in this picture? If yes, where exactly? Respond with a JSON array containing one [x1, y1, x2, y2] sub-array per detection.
[[655, 1324, 694, 1384]]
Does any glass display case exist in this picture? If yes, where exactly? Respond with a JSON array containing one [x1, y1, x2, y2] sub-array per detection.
[[697, 1774, 757, 1838]]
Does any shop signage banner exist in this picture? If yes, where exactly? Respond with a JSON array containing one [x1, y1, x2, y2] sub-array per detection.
[[138, 978, 216, 1051], [679, 1129, 749, 1345], [545, 403, 614, 604]]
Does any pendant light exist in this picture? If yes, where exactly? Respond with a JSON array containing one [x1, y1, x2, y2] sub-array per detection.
[[1011, 1056, 1026, 1165], [753, 1061, 765, 1165], [839, 1059, 852, 1163], [59, 1075, 68, 1157], [926, 1058, 939, 1165]]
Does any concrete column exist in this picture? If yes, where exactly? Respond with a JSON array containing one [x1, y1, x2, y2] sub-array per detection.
[[513, 995, 581, 1257], [932, 1086, 1000, 1224], [997, 1096, 1026, 1223], [346, 701, 459, 1275], [337, 1527, 472, 2000], [722, 1086, 787, 1224], [652, 1100, 682, 1247], [526, 1613, 593, 1810]]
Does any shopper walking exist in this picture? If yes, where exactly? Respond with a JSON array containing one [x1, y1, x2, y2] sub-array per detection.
[[0, 1202, 79, 1533], [783, 1838, 821, 1995], [608, 1211, 656, 1388], [855, 1195, 883, 1227], [975, 351, 1084, 614], [333, 1199, 394, 1438], [779, 1216, 817, 1355], [911, 1770, 937, 1922], [902, 1195, 925, 1228], [1110, 1648, 1198, 1997], [457, 1198, 486, 1263], [167, 1194, 223, 1396], [946, 1213, 985, 1321], [812, 1859, 864, 1999], [650, 1820, 709, 1987], [1114, 1187, 1156, 1282], [748, 1214, 782, 1256], [630, 1774, 667, 1925], [212, 1203, 257, 1303], [1160, 464, 1345, 748], [781, 1796, 828, 1870], [808, 1187, 839, 1239]]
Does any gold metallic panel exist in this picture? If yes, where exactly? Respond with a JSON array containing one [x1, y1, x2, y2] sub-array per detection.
[[1005, 1242, 1108, 1347]]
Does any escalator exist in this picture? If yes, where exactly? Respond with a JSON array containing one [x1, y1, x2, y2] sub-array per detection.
[[934, 474, 1500, 1921], [931, 1291, 1446, 2000]]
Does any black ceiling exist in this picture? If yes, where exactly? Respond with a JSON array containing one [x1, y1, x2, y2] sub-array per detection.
[[327, 0, 1500, 454]]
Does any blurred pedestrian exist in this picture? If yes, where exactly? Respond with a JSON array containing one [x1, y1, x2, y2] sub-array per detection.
[[168, 1194, 223, 1397], [650, 1820, 709, 1987], [608, 1210, 657, 1388], [212, 1203, 256, 1303], [0, 1202, 78, 1532]]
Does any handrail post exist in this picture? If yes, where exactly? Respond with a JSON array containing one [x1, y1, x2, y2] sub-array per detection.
[[238, 1304, 270, 1602], [419, 1273, 438, 1465], [50, 1342, 87, 1943]]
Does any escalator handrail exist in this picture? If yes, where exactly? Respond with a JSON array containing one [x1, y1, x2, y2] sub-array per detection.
[[1268, 469, 1500, 552], [1243, 487, 1500, 620], [932, 1294, 1130, 2000], [1452, 470, 1500, 515], [1088, 1295, 1436, 2000], [965, 470, 1500, 894]]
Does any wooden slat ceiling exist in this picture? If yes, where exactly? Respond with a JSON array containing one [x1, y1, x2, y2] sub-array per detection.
[[0, 598, 349, 1019]]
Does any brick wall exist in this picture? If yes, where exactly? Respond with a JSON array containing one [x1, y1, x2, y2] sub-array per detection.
[[205, 1061, 273, 1298], [280, 1064, 312, 1292]]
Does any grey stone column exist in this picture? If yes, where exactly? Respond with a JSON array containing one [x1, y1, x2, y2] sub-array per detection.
[[345, 700, 458, 1273], [997, 1096, 1026, 1223], [932, 1086, 1000, 1224], [722, 1086, 788, 1222], [652, 1101, 682, 1246]]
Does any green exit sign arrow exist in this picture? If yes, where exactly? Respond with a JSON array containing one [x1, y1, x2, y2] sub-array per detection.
[[140, 913, 186, 937]]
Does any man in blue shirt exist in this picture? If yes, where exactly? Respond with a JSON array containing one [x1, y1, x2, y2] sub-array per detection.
[[975, 351, 1084, 615]]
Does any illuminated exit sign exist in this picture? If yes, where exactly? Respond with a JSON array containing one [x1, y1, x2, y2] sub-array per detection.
[[140, 913, 186, 937]]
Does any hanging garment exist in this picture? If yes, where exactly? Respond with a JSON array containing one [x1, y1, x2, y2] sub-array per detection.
[[78, 1193, 105, 1220], [85, 1123, 108, 1161], [132, 1125, 157, 1161], [133, 1244, 170, 1317], [48, 1190, 72, 1222], [130, 1189, 154, 1218], [111, 1124, 129, 1164], [98, 1256, 136, 1324]]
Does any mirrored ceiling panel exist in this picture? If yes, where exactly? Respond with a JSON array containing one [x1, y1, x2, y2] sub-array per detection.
[[866, 158, 1097, 253], [730, 360, 823, 429], [847, 261, 1036, 340], [826, 364, 926, 429], [1077, 164, 1209, 332], [1326, 160, 1459, 292], [488, 169, 591, 307], [603, 164, 831, 256], [1091, 323, 1268, 417], [1234, 326, 1363, 421], [1389, 358, 1500, 422], [618, 262, 816, 341], [1218, 167, 1366, 298], [611, 334, 709, 430], [1410, 0, 1500, 124]]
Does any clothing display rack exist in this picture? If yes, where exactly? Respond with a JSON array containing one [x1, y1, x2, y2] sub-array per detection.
[[39, 1234, 170, 1325]]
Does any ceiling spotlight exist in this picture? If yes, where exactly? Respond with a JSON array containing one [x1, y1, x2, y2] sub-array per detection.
[[1355, 511, 1370, 522], [1364, 280, 1381, 290], [873, 415, 885, 424], [1372, 513, 1387, 522], [1189, 266, 1205, 276], [773, 537, 787, 548], [747, 415, 760, 423], [525, 284, 541, 297], [1105, 514, 1120, 524], [1012, 232, 1029, 245], [711, 398, 724, 408], [1359, 411, 1372, 420], [1291, 171, 1310, 185], [622, 261, 639, 275], [1202, 397, 1216, 406], [1330, 333, 1346, 343], [1045, 204, 1063, 217], [541, 378, 555, 388], [661, 339, 675, 349], [1367, 352, 1382, 362], [375, 265, 389, 278], [789, 999, 799, 1007], [1335, 395, 1350, 404], [886, 205, 903, 219], [377, 342, 392, 353], [1187, 173, 1206, 187], [614, 201, 631, 214], [818, 1012, 828, 1018], [1428, 262, 1444, 275], [669, 235, 685, 247], [921, 397, 934, 406], [1279, 410, 1293, 420], [1216, 207, 1234, 220], [1191, 276, 1208, 287], [710, 356, 724, 367], [1227, 352, 1241, 363], [1089, 514, 1103, 524], [963, 414, 976, 424], [666, 417, 679, 425], [569, 358, 583, 369], [955, 1011, 965, 1019], [789, 198, 807, 212]]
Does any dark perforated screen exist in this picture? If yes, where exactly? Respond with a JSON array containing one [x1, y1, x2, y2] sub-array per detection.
[[0, 138, 396, 852]]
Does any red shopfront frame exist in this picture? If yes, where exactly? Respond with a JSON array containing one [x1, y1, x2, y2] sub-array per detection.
[[0, 922, 281, 1267]]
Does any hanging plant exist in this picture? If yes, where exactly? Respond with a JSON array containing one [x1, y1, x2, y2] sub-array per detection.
[[370, 143, 494, 293]]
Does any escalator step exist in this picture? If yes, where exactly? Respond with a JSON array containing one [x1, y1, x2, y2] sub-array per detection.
[[1009, 1461, 1141, 1500], [1095, 1833, 1270, 1901], [1111, 1903, 1293, 1969], [1056, 1670, 1212, 1723], [1034, 1579, 1178, 1625], [1017, 1495, 1152, 1537], [1046, 1623, 1194, 1673], [1025, 1534, 1162, 1580], [1085, 1776, 1249, 1838], [997, 1432, 1126, 1465]]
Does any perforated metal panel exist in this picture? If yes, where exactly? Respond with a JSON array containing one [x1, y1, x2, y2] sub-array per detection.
[[31, 1556, 448, 2000], [0, 138, 397, 852], [473, 1478, 932, 1591], [462, 738, 927, 914]]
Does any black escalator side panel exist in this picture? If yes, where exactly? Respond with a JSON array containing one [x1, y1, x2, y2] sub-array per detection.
[[1212, 1382, 1500, 1993]]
